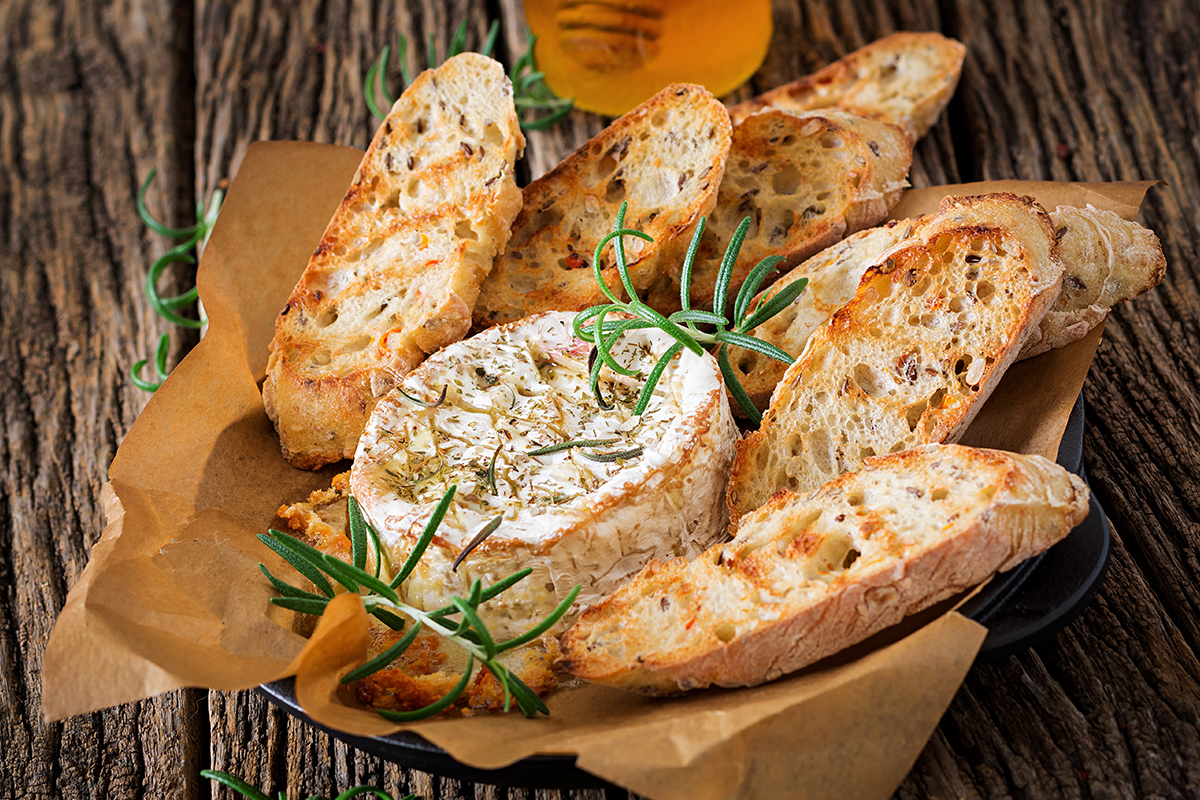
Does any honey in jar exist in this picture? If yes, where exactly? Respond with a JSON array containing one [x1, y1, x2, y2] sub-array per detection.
[[525, 0, 773, 116]]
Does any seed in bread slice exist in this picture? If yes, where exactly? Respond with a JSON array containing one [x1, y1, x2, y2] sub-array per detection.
[[726, 193, 1062, 526], [560, 444, 1089, 695], [728, 32, 966, 140], [662, 109, 912, 316], [472, 84, 731, 328], [1020, 204, 1167, 358], [730, 204, 1166, 412], [262, 53, 525, 469]]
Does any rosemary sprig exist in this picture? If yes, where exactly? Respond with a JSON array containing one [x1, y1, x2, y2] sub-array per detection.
[[573, 203, 809, 425], [201, 769, 412, 800], [507, 30, 574, 130], [131, 168, 223, 392], [364, 20, 572, 131], [259, 486, 581, 721]]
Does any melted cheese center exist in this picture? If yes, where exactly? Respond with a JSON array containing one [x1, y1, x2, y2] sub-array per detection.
[[355, 317, 687, 548]]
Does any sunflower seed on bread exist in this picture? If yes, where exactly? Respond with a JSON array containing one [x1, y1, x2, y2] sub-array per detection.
[[262, 53, 525, 469], [657, 109, 912, 315], [726, 193, 1062, 526], [728, 31, 967, 140], [729, 204, 1166, 412], [473, 84, 731, 328], [560, 444, 1089, 696]]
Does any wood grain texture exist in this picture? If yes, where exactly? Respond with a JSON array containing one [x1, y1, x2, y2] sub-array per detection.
[[0, 0, 205, 797], [3, 0, 1199, 798]]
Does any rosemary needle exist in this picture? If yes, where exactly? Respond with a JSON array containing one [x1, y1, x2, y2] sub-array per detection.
[[527, 437, 620, 456], [578, 446, 645, 463], [452, 516, 503, 572], [130, 168, 223, 393]]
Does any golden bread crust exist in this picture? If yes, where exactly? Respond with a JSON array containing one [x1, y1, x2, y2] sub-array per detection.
[[264, 53, 525, 469], [670, 109, 913, 316], [726, 193, 1062, 526], [473, 84, 731, 327], [728, 31, 967, 139], [560, 444, 1089, 695]]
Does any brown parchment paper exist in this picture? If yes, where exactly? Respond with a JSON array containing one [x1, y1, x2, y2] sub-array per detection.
[[42, 139, 1157, 800]]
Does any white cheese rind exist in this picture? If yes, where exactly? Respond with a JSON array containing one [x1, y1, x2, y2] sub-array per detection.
[[351, 312, 737, 640]]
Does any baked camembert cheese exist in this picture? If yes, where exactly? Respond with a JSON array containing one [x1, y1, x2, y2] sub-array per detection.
[[350, 311, 738, 639]]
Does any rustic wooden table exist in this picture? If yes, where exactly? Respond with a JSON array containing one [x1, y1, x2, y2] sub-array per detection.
[[4, 0, 1199, 797]]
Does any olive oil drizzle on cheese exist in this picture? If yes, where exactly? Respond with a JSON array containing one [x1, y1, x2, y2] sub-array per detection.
[[365, 336, 679, 518]]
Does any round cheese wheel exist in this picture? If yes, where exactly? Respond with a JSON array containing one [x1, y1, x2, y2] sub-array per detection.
[[351, 311, 737, 640]]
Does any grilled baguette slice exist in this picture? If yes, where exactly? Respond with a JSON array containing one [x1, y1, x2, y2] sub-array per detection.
[[726, 193, 1062, 526], [664, 110, 912, 315], [728, 32, 967, 139], [730, 204, 1166, 411], [1020, 204, 1167, 358], [729, 219, 924, 409], [473, 84, 730, 328], [560, 444, 1090, 696], [263, 54, 524, 469]]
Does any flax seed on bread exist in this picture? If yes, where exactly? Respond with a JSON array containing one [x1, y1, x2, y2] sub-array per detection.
[[473, 84, 731, 327], [560, 444, 1089, 695], [660, 110, 912, 315], [728, 32, 967, 140], [262, 54, 525, 469], [726, 193, 1062, 526]]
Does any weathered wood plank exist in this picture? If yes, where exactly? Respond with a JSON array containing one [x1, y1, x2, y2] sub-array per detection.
[[0, 0, 208, 797], [948, 0, 1200, 656]]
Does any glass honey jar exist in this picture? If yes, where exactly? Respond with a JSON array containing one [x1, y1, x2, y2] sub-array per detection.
[[525, 0, 773, 116]]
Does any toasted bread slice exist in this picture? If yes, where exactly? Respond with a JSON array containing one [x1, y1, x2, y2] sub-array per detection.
[[731, 204, 1166, 412], [662, 109, 912, 316], [1020, 204, 1167, 357], [560, 444, 1089, 695], [473, 84, 731, 328], [729, 219, 925, 409], [726, 194, 1062, 526], [728, 32, 966, 140], [263, 54, 524, 469]]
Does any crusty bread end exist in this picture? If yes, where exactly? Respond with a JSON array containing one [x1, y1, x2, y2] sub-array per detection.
[[1021, 204, 1167, 358]]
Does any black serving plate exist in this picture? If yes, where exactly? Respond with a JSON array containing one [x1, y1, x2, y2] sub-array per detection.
[[258, 393, 1110, 788]]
